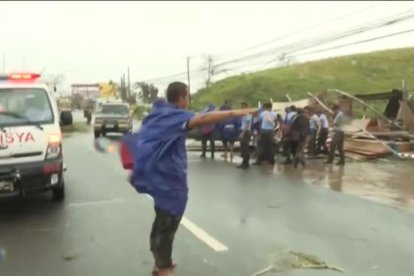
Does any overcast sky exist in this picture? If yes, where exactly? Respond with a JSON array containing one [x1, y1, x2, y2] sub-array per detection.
[[1, 1, 414, 94]]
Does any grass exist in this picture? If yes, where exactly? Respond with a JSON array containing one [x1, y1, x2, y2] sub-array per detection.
[[132, 105, 151, 120], [191, 47, 414, 111], [61, 122, 91, 134]]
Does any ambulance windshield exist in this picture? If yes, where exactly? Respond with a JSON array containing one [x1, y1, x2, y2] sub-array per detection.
[[0, 88, 54, 127]]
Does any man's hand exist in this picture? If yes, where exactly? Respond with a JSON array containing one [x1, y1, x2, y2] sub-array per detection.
[[188, 108, 258, 129], [231, 108, 258, 117]]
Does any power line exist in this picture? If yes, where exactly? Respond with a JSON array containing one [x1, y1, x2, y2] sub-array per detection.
[[218, 27, 414, 78], [196, 10, 414, 77], [213, 10, 414, 68], [295, 27, 414, 57], [214, 1, 390, 60], [138, 8, 414, 84]]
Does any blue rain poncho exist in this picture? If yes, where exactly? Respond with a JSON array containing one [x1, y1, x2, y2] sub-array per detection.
[[123, 99, 195, 216]]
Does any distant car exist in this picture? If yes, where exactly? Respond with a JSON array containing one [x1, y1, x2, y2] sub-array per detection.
[[93, 103, 132, 138]]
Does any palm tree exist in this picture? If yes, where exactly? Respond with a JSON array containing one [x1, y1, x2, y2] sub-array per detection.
[[133, 82, 159, 103]]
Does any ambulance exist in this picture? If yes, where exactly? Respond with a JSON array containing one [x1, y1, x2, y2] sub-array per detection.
[[0, 73, 70, 201]]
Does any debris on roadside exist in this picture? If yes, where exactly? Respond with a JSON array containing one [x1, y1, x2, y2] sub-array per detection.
[[311, 88, 414, 161], [63, 254, 78, 261], [266, 204, 282, 209], [252, 250, 344, 276], [0, 248, 5, 263]]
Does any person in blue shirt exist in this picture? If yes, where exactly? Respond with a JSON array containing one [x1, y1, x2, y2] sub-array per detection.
[[123, 82, 256, 276], [251, 107, 263, 161], [317, 110, 329, 154], [219, 100, 231, 111], [237, 102, 253, 169], [281, 105, 297, 163], [307, 109, 320, 156], [326, 104, 347, 166], [199, 103, 216, 159], [218, 105, 239, 162], [284, 105, 297, 125], [288, 107, 310, 168], [255, 102, 278, 166]]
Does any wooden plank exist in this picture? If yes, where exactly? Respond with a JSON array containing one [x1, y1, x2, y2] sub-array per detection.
[[399, 101, 414, 133]]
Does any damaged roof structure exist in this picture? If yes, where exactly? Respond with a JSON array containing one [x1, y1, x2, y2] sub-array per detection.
[[321, 88, 414, 160]]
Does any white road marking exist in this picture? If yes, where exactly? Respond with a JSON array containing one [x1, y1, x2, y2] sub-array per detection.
[[145, 195, 229, 252], [68, 198, 124, 208], [180, 216, 229, 252]]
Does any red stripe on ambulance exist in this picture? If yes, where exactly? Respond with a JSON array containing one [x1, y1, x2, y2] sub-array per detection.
[[0, 132, 35, 144]]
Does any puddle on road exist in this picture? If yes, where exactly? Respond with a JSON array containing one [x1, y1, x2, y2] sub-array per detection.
[[273, 159, 414, 211], [188, 149, 414, 211]]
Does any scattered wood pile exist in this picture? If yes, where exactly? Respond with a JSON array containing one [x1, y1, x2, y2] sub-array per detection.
[[314, 89, 414, 160]]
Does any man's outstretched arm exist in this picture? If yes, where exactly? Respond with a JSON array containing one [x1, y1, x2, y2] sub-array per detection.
[[187, 109, 257, 130]]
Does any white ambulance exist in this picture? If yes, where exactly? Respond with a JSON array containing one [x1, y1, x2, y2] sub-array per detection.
[[0, 73, 70, 201]]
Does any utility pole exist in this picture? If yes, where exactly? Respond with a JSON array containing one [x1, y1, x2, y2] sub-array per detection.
[[402, 78, 407, 100], [121, 74, 126, 102], [186, 56, 191, 90], [205, 55, 214, 89], [120, 76, 123, 100], [187, 57, 191, 107], [127, 67, 131, 99], [207, 57, 211, 88]]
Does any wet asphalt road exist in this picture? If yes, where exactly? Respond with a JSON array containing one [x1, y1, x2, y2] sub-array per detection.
[[1, 118, 414, 276]]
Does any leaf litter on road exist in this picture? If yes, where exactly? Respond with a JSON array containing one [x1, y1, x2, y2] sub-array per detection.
[[252, 249, 344, 276], [63, 254, 78, 261]]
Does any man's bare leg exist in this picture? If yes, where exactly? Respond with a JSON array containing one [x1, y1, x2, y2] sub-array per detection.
[[153, 262, 177, 274], [158, 268, 174, 276]]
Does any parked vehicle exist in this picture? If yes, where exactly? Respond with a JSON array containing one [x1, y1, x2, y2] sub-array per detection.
[[93, 102, 132, 138]]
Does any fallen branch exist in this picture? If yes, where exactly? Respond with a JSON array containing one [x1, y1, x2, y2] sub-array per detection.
[[252, 263, 344, 276], [252, 265, 275, 276], [302, 264, 344, 273], [252, 250, 344, 276], [307, 92, 333, 114]]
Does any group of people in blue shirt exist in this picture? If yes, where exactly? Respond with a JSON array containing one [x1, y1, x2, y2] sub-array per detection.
[[199, 101, 348, 168], [199, 101, 242, 162], [199, 101, 279, 168], [121, 82, 347, 275]]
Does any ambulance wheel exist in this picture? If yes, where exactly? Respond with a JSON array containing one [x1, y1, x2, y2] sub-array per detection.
[[52, 177, 65, 202]]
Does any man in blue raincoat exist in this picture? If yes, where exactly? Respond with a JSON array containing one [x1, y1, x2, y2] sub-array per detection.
[[122, 82, 256, 276]]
